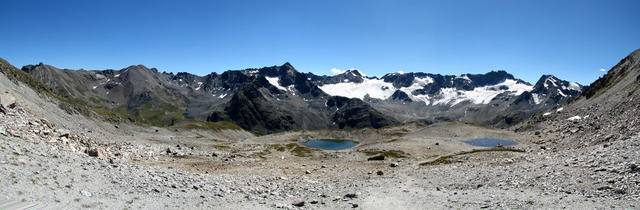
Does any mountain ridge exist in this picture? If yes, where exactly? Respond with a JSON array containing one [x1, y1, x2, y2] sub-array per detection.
[[16, 60, 584, 133]]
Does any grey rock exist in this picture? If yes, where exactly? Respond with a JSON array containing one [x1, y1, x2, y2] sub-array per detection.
[[292, 201, 305, 207]]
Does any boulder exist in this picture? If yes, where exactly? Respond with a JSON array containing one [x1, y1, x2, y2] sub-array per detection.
[[88, 148, 105, 159], [344, 193, 357, 198], [292, 201, 305, 207], [0, 94, 16, 108], [58, 129, 71, 138]]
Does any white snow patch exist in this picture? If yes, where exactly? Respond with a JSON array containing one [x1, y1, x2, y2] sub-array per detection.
[[568, 82, 581, 91], [556, 107, 564, 112], [247, 70, 259, 74], [455, 75, 471, 81], [433, 79, 533, 106], [114, 74, 120, 77], [195, 82, 203, 91], [544, 77, 558, 88], [218, 93, 227, 98], [411, 94, 432, 105], [288, 85, 296, 95], [397, 71, 404, 74], [532, 93, 541, 105], [558, 90, 567, 97], [399, 76, 434, 104], [543, 112, 552, 116], [567, 116, 582, 121], [319, 77, 532, 106], [92, 86, 98, 90], [319, 77, 395, 100], [343, 79, 349, 82], [265, 77, 287, 91]]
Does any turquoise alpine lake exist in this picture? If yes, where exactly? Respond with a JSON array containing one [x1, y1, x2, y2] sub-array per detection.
[[464, 138, 517, 147], [300, 139, 358, 150]]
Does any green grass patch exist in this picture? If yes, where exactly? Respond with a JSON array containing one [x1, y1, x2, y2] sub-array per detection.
[[171, 121, 242, 131], [362, 150, 409, 158], [255, 143, 315, 158], [419, 147, 525, 166]]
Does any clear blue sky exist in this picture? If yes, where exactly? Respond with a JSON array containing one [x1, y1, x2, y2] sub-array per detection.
[[1, 0, 639, 85]]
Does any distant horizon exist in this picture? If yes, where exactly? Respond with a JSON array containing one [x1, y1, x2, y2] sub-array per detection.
[[14, 58, 610, 86], [2, 0, 639, 85]]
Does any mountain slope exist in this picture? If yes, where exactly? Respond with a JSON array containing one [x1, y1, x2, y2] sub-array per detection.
[[18, 59, 584, 133], [515, 48, 640, 148], [20, 62, 397, 134]]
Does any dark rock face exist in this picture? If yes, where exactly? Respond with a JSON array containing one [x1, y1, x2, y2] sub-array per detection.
[[390, 90, 412, 102], [222, 83, 295, 134], [331, 98, 396, 129]]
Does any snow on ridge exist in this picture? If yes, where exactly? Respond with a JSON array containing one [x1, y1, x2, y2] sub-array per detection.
[[349, 69, 365, 76], [558, 90, 567, 97], [319, 77, 533, 106], [318, 77, 395, 100], [265, 77, 287, 91], [568, 82, 581, 91], [399, 77, 434, 104], [195, 82, 203, 91], [455, 75, 471, 81], [432, 79, 533, 106], [532, 93, 541, 105], [544, 77, 558, 88]]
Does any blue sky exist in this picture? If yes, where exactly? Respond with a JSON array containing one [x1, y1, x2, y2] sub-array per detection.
[[1, 0, 639, 85]]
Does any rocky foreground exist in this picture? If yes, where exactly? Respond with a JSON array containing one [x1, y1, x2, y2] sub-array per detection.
[[1, 97, 638, 209]]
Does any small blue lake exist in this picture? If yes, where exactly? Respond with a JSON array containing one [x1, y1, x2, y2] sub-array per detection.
[[464, 138, 517, 147], [300, 139, 358, 150]]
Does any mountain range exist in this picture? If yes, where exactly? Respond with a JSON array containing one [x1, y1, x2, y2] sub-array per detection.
[[20, 62, 584, 134]]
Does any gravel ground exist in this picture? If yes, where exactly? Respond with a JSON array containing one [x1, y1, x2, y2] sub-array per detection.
[[1, 72, 639, 209]]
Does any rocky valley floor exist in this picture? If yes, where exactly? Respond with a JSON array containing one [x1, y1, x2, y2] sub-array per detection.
[[1, 101, 639, 209], [1, 71, 639, 209]]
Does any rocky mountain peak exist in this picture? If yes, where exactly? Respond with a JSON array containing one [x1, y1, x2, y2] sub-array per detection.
[[344, 69, 364, 77]]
